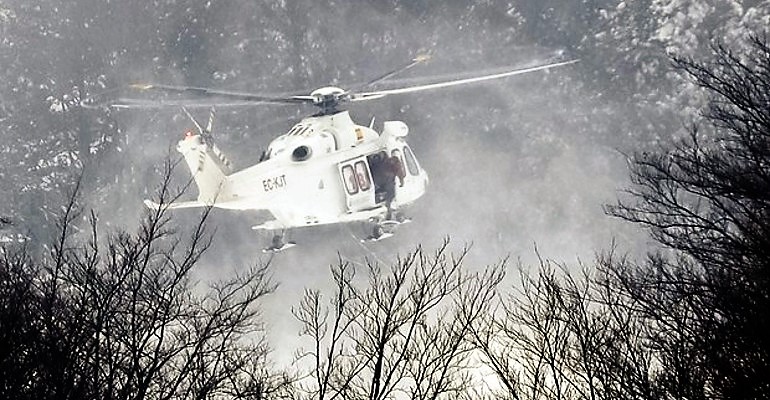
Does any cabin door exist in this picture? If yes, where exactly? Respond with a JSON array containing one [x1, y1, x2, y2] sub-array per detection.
[[338, 157, 375, 212]]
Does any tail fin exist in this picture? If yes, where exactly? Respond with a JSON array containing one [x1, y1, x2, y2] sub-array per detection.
[[176, 107, 233, 204], [177, 133, 232, 204]]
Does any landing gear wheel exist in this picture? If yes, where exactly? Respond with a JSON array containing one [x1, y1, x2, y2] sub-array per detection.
[[373, 224, 384, 238], [378, 209, 412, 230], [382, 210, 411, 225], [262, 231, 296, 253], [361, 223, 393, 243]]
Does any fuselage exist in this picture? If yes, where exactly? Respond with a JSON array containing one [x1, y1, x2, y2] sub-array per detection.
[[178, 111, 428, 230]]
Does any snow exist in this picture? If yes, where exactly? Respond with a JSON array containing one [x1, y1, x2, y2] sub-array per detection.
[[0, 0, 768, 382]]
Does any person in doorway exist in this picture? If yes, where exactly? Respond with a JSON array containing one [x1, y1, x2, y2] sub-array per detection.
[[369, 152, 386, 198], [380, 152, 405, 220]]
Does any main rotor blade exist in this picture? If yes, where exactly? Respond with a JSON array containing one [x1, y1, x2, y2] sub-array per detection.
[[355, 54, 432, 90], [127, 83, 310, 105], [106, 98, 277, 109], [351, 59, 578, 101]]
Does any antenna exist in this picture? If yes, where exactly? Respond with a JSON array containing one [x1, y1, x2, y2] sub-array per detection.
[[205, 107, 216, 134]]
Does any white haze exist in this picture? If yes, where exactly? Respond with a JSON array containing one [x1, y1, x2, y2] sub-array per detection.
[[21, 1, 673, 367]]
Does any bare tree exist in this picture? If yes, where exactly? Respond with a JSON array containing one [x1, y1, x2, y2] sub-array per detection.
[[0, 239, 39, 399], [605, 34, 770, 399], [292, 240, 505, 400], [471, 251, 663, 400], [0, 161, 291, 400]]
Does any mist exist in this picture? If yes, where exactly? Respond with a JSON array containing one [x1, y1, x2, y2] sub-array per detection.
[[3, 0, 767, 369]]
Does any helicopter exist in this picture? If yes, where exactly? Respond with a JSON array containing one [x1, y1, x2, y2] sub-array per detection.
[[85, 56, 578, 252]]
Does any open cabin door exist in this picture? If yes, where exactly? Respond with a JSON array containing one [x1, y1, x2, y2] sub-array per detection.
[[338, 156, 375, 212]]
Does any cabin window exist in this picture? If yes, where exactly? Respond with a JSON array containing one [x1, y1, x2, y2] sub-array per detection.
[[403, 145, 419, 176], [354, 161, 371, 191], [342, 165, 359, 194]]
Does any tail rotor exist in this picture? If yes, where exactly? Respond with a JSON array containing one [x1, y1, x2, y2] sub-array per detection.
[[180, 106, 232, 174]]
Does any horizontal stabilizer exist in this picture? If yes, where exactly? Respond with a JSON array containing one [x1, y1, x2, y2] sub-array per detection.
[[143, 199, 208, 210]]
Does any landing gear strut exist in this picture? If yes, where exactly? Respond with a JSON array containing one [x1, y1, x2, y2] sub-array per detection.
[[360, 210, 411, 243], [361, 221, 393, 243]]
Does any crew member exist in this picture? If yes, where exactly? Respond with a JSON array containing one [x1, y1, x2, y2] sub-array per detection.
[[380, 153, 405, 220]]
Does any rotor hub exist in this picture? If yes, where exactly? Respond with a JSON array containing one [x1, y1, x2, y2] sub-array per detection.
[[309, 86, 346, 98], [309, 86, 349, 114]]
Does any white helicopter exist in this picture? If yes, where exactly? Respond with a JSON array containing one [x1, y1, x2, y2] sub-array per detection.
[[88, 56, 578, 251]]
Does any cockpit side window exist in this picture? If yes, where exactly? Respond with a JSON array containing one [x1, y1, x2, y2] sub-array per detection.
[[403, 145, 419, 176]]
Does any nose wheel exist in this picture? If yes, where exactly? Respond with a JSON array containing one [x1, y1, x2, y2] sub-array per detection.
[[360, 212, 411, 243]]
